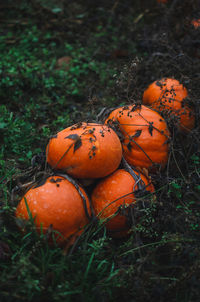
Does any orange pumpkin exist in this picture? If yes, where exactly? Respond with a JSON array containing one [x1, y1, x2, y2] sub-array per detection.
[[15, 176, 91, 245], [143, 78, 195, 132], [191, 19, 200, 29], [91, 169, 155, 238], [105, 105, 170, 171], [46, 122, 122, 179]]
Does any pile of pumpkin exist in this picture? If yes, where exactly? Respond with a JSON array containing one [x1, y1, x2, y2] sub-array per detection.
[[15, 78, 195, 247]]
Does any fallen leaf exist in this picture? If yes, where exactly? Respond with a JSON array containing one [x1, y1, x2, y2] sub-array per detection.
[[56, 56, 72, 70]]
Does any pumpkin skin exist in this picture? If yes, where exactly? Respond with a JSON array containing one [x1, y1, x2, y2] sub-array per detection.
[[142, 78, 195, 132], [15, 176, 91, 245], [91, 169, 155, 238], [46, 123, 122, 179], [105, 105, 170, 171]]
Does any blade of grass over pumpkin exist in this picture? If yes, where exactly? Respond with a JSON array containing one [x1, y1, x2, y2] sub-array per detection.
[[24, 197, 36, 224]]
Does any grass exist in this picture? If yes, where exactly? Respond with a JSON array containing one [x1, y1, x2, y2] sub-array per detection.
[[0, 0, 200, 301]]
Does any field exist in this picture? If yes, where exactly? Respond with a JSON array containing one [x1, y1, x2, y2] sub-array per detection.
[[0, 0, 200, 301]]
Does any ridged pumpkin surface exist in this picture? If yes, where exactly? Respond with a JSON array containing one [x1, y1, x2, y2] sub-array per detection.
[[105, 105, 170, 171], [143, 78, 195, 132], [15, 176, 90, 244], [46, 123, 122, 179], [91, 169, 155, 238]]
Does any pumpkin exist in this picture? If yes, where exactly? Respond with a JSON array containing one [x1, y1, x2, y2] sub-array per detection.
[[105, 105, 170, 171], [15, 176, 91, 245], [91, 168, 155, 238], [142, 78, 195, 132], [46, 122, 122, 179], [191, 19, 200, 29]]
